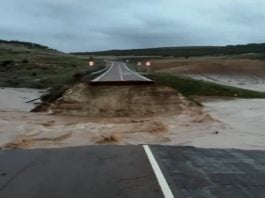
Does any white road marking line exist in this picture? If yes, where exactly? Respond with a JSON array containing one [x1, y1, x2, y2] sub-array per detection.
[[118, 64, 124, 81], [91, 62, 114, 82], [123, 63, 152, 81], [143, 145, 174, 198]]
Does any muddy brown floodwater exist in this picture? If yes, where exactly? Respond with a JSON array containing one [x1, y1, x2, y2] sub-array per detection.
[[0, 87, 265, 150], [0, 87, 42, 112]]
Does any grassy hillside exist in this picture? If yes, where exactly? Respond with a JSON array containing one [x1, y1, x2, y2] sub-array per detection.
[[0, 40, 104, 88], [73, 43, 265, 58]]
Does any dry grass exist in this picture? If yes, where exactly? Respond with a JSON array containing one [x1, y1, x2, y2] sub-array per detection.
[[151, 57, 265, 75]]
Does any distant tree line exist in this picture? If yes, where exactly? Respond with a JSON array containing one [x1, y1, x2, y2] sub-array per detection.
[[0, 39, 58, 52], [72, 43, 265, 57]]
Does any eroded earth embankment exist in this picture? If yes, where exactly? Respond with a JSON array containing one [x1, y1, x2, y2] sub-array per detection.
[[46, 83, 188, 117]]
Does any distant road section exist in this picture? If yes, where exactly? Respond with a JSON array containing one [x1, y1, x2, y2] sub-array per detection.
[[91, 61, 152, 84]]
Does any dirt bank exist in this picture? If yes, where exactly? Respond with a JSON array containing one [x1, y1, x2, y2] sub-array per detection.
[[45, 83, 189, 117]]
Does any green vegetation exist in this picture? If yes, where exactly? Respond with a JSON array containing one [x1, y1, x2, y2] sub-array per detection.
[[0, 40, 105, 89], [148, 73, 265, 98], [74, 43, 265, 58]]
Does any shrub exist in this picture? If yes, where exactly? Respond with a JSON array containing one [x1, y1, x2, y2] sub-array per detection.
[[41, 86, 67, 102], [21, 59, 29, 63], [1, 60, 14, 66]]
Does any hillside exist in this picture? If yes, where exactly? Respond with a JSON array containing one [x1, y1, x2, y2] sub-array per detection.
[[0, 40, 58, 52], [73, 43, 265, 58], [0, 40, 103, 88]]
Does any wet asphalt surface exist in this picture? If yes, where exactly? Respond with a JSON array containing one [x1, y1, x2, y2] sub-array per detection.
[[0, 146, 162, 198], [1, 145, 265, 198], [91, 62, 152, 82], [152, 146, 265, 198]]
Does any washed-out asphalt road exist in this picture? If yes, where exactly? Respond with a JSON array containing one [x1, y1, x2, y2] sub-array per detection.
[[1, 145, 265, 198], [1, 62, 265, 197], [91, 61, 152, 83]]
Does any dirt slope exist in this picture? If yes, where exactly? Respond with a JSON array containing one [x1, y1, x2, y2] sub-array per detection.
[[48, 83, 189, 117]]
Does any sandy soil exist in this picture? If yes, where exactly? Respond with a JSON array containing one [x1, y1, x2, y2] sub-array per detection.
[[0, 88, 265, 150], [47, 84, 185, 117]]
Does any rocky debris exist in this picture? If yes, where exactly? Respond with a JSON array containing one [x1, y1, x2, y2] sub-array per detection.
[[213, 131, 219, 135], [133, 120, 168, 133], [42, 120, 55, 127], [4, 138, 33, 149], [97, 133, 123, 144], [3, 130, 72, 149]]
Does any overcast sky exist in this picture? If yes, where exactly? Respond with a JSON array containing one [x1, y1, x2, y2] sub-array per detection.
[[0, 0, 265, 52]]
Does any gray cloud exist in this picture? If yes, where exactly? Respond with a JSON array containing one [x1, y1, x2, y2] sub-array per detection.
[[0, 0, 265, 52]]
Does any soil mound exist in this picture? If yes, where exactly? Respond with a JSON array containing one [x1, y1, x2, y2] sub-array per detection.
[[47, 83, 189, 117]]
